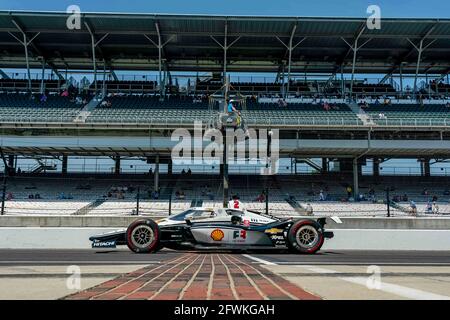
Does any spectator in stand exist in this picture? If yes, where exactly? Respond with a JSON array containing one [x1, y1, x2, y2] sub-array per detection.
[[277, 98, 287, 107], [409, 200, 417, 216], [319, 190, 325, 201], [432, 202, 440, 214], [368, 188, 376, 202], [61, 89, 69, 97], [227, 99, 237, 114], [426, 201, 433, 214], [255, 191, 266, 203], [346, 186, 352, 199], [6, 192, 13, 200], [40, 92, 47, 102]]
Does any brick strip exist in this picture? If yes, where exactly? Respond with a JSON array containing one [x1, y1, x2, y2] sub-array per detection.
[[209, 254, 235, 300], [118, 254, 196, 300], [64, 253, 322, 300], [149, 254, 203, 300], [221, 254, 268, 300], [64, 253, 191, 300], [178, 255, 207, 300]]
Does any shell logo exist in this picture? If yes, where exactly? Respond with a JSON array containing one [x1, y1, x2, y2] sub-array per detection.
[[210, 229, 225, 241]]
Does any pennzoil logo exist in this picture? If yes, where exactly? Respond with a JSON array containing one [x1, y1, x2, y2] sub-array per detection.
[[210, 229, 225, 241]]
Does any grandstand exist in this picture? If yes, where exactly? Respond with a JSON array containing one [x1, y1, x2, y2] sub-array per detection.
[[0, 11, 450, 219]]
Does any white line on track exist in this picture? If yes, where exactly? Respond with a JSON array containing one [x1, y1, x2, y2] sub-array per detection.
[[242, 254, 277, 265], [275, 262, 450, 266], [243, 255, 450, 300]]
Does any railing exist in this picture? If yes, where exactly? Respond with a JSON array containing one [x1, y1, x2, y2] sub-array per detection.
[[8, 162, 450, 177], [1, 113, 450, 128], [89, 83, 158, 94]]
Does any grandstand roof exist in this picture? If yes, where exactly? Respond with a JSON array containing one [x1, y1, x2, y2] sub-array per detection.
[[1, 11, 450, 74]]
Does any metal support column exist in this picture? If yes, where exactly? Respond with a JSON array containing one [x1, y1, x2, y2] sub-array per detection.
[[0, 148, 9, 215], [423, 158, 431, 177], [341, 26, 369, 100], [399, 64, 404, 97], [373, 157, 380, 177], [353, 158, 359, 199], [211, 21, 241, 101], [276, 25, 306, 99], [223, 21, 228, 96], [84, 22, 109, 97], [350, 38, 358, 99], [286, 24, 297, 97], [114, 156, 120, 175], [414, 40, 424, 93], [154, 155, 160, 191], [155, 22, 163, 96], [40, 59, 46, 94], [144, 25, 175, 97], [222, 129, 229, 207], [22, 33, 32, 92], [62, 155, 68, 175], [322, 158, 328, 173], [102, 62, 106, 97], [90, 32, 97, 94]]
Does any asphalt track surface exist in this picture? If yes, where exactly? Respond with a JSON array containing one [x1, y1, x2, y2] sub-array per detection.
[[1, 249, 450, 266]]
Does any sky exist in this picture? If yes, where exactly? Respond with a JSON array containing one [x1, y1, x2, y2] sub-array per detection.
[[0, 0, 449, 18]]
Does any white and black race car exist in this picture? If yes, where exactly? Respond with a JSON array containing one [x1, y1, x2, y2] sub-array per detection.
[[89, 208, 341, 254]]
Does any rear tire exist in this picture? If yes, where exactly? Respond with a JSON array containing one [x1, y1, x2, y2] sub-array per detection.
[[126, 219, 160, 253], [287, 220, 324, 254]]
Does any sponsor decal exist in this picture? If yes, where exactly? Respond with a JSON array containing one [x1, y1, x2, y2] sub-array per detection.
[[210, 229, 225, 241], [233, 230, 247, 239], [243, 219, 250, 227], [92, 241, 116, 248], [264, 228, 284, 234]]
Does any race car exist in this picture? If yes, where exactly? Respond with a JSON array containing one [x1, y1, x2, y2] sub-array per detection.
[[89, 207, 341, 254]]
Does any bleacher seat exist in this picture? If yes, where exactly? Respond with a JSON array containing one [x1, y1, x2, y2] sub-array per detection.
[[0, 93, 82, 122], [364, 103, 450, 126], [86, 95, 213, 124]]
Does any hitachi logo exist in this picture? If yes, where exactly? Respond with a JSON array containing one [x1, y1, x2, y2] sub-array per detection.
[[92, 241, 116, 248]]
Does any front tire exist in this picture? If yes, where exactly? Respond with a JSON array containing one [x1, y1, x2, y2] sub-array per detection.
[[287, 220, 324, 254], [126, 219, 160, 253]]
